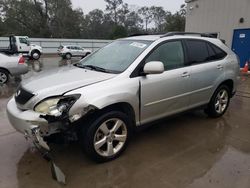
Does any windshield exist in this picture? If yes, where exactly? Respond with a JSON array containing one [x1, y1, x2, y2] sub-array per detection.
[[77, 40, 152, 73]]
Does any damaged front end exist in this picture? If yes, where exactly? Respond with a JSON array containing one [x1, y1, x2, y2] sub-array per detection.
[[29, 94, 98, 184], [7, 88, 101, 184], [28, 94, 89, 184], [7, 93, 97, 185]]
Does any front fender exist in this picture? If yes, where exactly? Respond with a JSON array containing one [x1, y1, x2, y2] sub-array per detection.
[[67, 77, 140, 125]]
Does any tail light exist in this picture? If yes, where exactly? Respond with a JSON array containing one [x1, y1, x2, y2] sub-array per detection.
[[18, 56, 25, 64]]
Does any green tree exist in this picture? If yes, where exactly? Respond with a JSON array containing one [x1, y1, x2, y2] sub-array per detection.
[[84, 9, 107, 39], [150, 6, 166, 33], [138, 6, 152, 32], [0, 17, 5, 36], [110, 25, 127, 39], [48, 0, 82, 38], [165, 4, 186, 32], [0, 0, 83, 38], [117, 3, 130, 26], [0, 0, 51, 37], [125, 11, 143, 35], [104, 0, 123, 25]]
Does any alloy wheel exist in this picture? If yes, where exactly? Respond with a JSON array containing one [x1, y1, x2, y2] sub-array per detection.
[[94, 118, 128, 157], [215, 89, 229, 114]]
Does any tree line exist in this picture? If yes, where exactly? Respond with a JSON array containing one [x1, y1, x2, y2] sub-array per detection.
[[0, 0, 186, 39]]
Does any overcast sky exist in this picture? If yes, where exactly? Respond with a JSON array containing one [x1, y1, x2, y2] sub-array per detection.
[[71, 0, 184, 14]]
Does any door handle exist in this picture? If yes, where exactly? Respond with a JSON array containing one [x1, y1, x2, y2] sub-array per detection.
[[217, 65, 223, 70], [181, 72, 190, 78]]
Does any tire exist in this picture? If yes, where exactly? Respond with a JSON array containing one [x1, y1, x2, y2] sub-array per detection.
[[205, 85, 230, 118], [81, 111, 131, 163], [0, 69, 9, 84], [81, 53, 90, 59], [31, 50, 41, 60], [65, 53, 72, 60]]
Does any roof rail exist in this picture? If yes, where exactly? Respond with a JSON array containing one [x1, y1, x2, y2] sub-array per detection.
[[160, 32, 216, 38]]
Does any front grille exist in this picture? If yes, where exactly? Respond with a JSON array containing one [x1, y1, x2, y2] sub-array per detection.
[[15, 86, 34, 105]]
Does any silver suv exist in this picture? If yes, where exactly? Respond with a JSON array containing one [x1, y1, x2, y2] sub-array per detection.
[[58, 45, 92, 59], [7, 33, 240, 162]]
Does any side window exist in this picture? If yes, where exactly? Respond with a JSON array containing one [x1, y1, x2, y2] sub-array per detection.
[[207, 42, 227, 60], [145, 41, 185, 71], [186, 40, 209, 64], [66, 46, 71, 49], [19, 38, 28, 44]]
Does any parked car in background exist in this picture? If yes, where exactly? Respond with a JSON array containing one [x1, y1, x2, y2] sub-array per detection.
[[0, 35, 43, 60], [58, 45, 92, 59], [7, 32, 239, 163], [0, 53, 28, 84]]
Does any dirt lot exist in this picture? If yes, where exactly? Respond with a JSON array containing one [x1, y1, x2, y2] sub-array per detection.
[[1, 56, 250, 188]]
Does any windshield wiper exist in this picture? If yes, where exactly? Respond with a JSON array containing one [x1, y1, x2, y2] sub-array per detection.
[[74, 64, 120, 74]]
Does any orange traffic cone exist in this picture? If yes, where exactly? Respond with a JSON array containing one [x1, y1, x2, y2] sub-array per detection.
[[242, 62, 249, 73]]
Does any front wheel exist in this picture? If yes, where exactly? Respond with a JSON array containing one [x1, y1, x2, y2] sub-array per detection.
[[81, 111, 131, 162], [205, 85, 230, 118], [65, 53, 72, 60], [31, 50, 41, 60], [0, 69, 9, 84], [81, 53, 91, 59]]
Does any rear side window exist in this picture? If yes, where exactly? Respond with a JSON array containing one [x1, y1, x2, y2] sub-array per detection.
[[207, 43, 227, 60], [185, 40, 209, 64]]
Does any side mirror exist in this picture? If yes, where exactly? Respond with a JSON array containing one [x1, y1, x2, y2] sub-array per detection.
[[143, 61, 164, 75]]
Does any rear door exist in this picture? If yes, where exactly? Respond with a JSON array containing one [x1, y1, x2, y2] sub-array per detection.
[[185, 39, 227, 108], [76, 46, 84, 56], [70, 46, 78, 56], [140, 40, 192, 124]]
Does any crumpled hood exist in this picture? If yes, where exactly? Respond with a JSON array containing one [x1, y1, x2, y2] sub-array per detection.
[[22, 66, 116, 96]]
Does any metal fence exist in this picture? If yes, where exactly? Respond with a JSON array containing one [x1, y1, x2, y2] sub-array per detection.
[[0, 37, 112, 54]]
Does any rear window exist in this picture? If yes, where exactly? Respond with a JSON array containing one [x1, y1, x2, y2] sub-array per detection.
[[186, 40, 227, 64]]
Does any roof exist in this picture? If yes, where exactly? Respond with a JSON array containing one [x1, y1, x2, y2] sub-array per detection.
[[122, 35, 162, 41], [122, 32, 219, 42]]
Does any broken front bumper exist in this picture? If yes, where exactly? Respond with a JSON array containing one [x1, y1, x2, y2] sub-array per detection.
[[6, 98, 50, 150], [7, 98, 66, 184]]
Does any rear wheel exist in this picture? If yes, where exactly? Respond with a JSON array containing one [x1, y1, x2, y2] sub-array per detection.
[[0, 69, 9, 84], [81, 111, 131, 162], [205, 85, 230, 118]]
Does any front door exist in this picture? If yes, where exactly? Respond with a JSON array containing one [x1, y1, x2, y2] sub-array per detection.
[[18, 37, 30, 53], [140, 40, 191, 124]]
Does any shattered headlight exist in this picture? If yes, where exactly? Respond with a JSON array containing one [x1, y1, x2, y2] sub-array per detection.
[[34, 94, 81, 117]]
